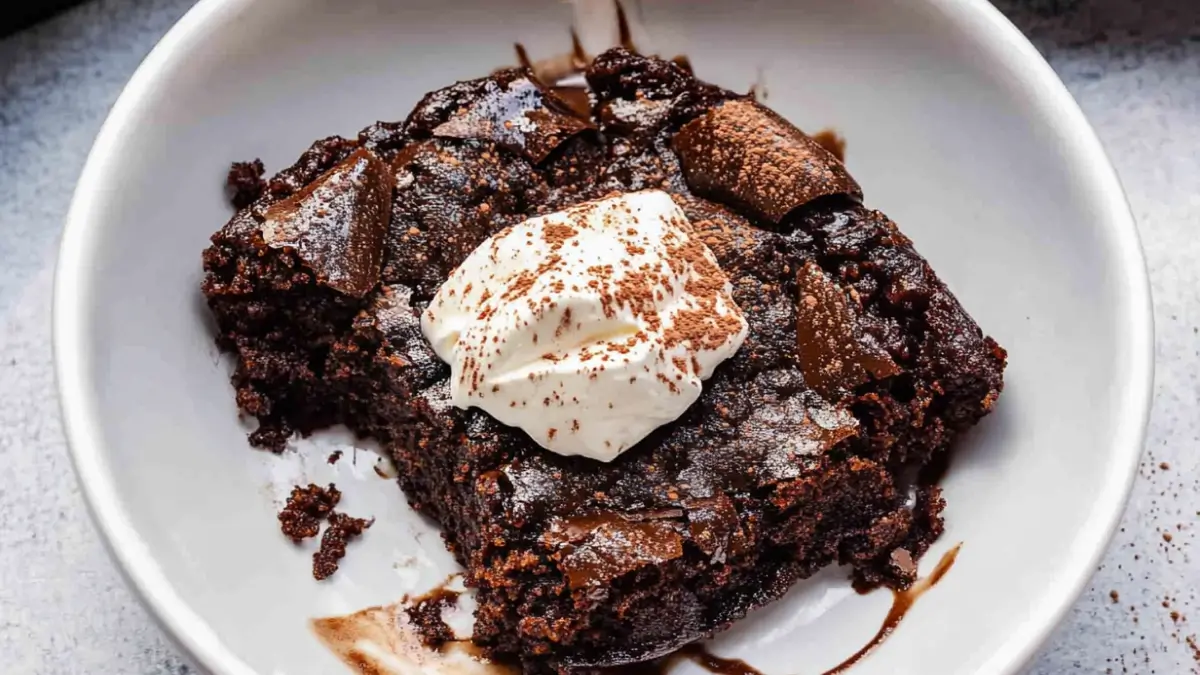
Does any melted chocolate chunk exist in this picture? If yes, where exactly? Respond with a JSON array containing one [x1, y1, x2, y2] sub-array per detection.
[[684, 494, 745, 562], [550, 85, 592, 120], [673, 100, 862, 223], [409, 69, 593, 164], [543, 513, 685, 589], [266, 136, 360, 198], [259, 148, 393, 297], [796, 261, 901, 401]]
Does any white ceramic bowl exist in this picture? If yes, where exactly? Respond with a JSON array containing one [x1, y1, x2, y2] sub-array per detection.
[[54, 0, 1153, 673]]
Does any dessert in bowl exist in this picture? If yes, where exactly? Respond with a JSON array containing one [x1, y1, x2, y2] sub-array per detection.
[[54, 0, 1152, 673], [200, 46, 1006, 672]]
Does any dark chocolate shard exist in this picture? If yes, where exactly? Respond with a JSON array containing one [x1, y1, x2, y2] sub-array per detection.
[[673, 99, 862, 223], [427, 71, 593, 163], [796, 261, 900, 401], [550, 85, 593, 120], [259, 147, 392, 298], [543, 513, 684, 589]]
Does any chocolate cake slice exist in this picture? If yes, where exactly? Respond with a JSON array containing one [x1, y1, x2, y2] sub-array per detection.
[[201, 49, 1005, 673]]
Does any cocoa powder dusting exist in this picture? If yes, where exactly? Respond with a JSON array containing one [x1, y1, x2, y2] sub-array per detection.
[[673, 100, 861, 223], [542, 222, 578, 250]]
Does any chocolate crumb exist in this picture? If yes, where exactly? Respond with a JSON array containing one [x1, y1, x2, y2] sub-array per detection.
[[327, 450, 343, 464], [226, 159, 266, 209], [278, 483, 341, 542], [313, 511, 374, 580]]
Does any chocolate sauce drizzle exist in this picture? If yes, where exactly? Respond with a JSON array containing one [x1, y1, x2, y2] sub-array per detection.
[[822, 544, 962, 674], [614, 0, 637, 52], [604, 543, 962, 675], [513, 0, 691, 92]]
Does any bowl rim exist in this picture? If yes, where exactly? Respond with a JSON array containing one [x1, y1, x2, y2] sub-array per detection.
[[52, 0, 1154, 673]]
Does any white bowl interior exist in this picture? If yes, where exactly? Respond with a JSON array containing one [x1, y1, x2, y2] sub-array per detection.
[[56, 0, 1151, 673]]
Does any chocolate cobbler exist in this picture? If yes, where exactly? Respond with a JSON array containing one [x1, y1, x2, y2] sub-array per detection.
[[201, 49, 1005, 673]]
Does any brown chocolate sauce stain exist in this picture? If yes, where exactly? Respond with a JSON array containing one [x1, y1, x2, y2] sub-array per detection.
[[603, 644, 761, 675], [313, 574, 517, 675], [514, 42, 533, 71], [676, 644, 763, 675], [604, 544, 962, 675], [571, 27, 590, 65], [748, 67, 769, 102], [811, 129, 847, 164], [821, 543, 962, 674]]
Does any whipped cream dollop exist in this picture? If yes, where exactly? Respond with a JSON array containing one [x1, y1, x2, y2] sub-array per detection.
[[421, 190, 748, 461]]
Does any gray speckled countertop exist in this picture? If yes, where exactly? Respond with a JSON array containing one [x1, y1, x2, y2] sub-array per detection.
[[1, 1, 1197, 673]]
